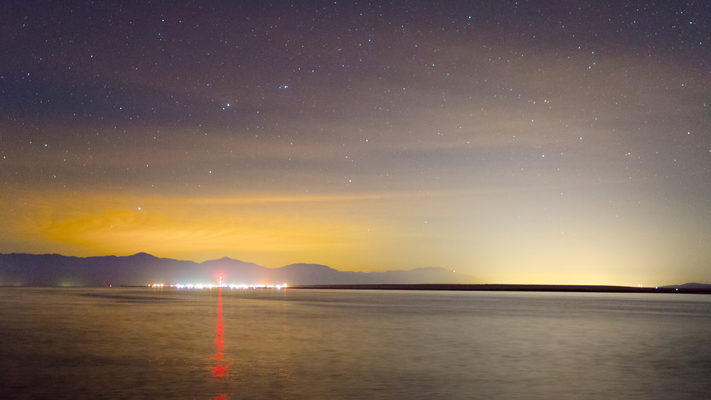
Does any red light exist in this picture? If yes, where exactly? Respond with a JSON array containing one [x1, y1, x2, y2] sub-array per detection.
[[211, 288, 229, 378]]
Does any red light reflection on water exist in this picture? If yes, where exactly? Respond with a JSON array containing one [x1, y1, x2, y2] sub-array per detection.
[[210, 288, 229, 400], [212, 288, 229, 378]]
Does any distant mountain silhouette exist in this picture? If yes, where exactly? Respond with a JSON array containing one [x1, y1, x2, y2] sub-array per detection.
[[663, 282, 711, 290], [0, 253, 471, 286]]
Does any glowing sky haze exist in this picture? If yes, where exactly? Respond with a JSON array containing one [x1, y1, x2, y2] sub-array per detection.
[[1, 1, 710, 285]]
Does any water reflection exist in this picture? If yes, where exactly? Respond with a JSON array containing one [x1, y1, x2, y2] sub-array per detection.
[[210, 288, 229, 399]]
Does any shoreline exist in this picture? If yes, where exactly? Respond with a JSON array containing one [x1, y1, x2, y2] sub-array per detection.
[[0, 284, 709, 294], [289, 284, 711, 294]]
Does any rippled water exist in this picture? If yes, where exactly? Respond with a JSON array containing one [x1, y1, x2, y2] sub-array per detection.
[[0, 288, 709, 399]]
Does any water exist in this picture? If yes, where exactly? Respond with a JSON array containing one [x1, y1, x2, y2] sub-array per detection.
[[0, 288, 709, 399]]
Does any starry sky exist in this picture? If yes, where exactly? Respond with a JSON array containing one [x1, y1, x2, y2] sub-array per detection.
[[1, 1, 710, 285]]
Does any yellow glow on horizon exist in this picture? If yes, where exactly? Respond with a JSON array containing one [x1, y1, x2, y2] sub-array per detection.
[[3, 189, 388, 267], [1, 186, 709, 286]]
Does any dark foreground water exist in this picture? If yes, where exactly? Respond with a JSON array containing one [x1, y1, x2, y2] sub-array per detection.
[[0, 288, 709, 399]]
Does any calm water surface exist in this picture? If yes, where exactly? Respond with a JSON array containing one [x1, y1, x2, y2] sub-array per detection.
[[0, 288, 709, 399]]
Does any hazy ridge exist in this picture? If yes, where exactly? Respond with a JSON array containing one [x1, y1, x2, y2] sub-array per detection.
[[0, 252, 470, 286]]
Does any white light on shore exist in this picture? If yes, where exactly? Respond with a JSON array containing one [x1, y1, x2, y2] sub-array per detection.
[[152, 282, 288, 290]]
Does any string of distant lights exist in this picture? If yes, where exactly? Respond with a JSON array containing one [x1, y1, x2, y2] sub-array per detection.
[[149, 283, 287, 290]]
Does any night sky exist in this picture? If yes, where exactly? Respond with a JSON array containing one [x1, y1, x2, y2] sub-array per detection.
[[1, 1, 710, 285]]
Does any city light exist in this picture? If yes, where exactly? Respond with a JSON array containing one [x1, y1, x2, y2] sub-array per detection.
[[150, 282, 287, 290]]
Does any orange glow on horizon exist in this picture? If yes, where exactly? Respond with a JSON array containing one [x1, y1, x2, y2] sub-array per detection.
[[1, 187, 709, 286]]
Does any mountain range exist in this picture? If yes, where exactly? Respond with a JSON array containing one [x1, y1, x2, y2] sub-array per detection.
[[0, 252, 470, 286]]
